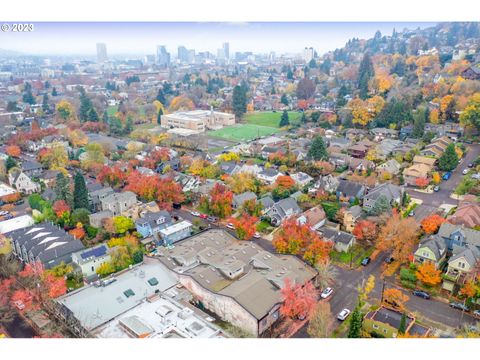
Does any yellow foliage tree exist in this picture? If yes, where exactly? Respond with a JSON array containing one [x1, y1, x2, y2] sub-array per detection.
[[432, 172, 441, 185]]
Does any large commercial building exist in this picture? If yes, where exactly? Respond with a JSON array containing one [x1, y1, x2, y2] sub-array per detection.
[[96, 43, 108, 63], [160, 109, 235, 133], [155, 229, 317, 337], [156, 45, 171, 67]]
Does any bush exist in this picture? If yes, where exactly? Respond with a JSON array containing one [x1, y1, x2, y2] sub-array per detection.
[[400, 268, 417, 283], [401, 280, 416, 289]]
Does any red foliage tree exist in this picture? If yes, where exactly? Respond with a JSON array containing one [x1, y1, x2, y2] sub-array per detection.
[[52, 200, 71, 218], [352, 220, 378, 243], [97, 165, 128, 188], [280, 278, 317, 320], [143, 148, 171, 169], [228, 214, 258, 240], [81, 121, 107, 133], [275, 175, 296, 190], [415, 177, 430, 188]]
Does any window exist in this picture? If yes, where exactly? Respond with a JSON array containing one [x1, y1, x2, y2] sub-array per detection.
[[383, 329, 387, 334], [372, 324, 379, 329], [458, 262, 465, 269]]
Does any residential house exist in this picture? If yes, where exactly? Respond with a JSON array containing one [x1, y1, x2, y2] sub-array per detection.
[[156, 158, 180, 173], [156, 229, 317, 337], [135, 211, 173, 239], [232, 191, 257, 209], [21, 160, 43, 178], [265, 197, 301, 226], [296, 206, 326, 231], [462, 64, 480, 80], [318, 227, 356, 253], [414, 235, 447, 268], [158, 220, 193, 246], [437, 222, 480, 251], [122, 201, 160, 221], [447, 197, 480, 229], [88, 186, 114, 212], [376, 159, 401, 176], [420, 136, 452, 158], [370, 128, 398, 141], [259, 196, 275, 213], [290, 172, 313, 188], [363, 306, 430, 338], [101, 191, 138, 216], [71, 244, 114, 279], [89, 210, 113, 228], [218, 161, 241, 176], [336, 179, 365, 202], [443, 244, 480, 293], [310, 174, 340, 194], [403, 163, 431, 186], [41, 170, 63, 188], [343, 205, 363, 233], [376, 139, 403, 159], [6, 222, 85, 269], [8, 169, 40, 194], [257, 168, 282, 184], [363, 183, 404, 212], [348, 143, 369, 159]]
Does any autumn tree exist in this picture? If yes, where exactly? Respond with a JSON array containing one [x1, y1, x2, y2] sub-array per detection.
[[420, 214, 446, 234], [56, 99, 76, 122], [5, 145, 21, 158], [205, 183, 233, 219], [225, 172, 257, 194], [383, 288, 409, 310], [307, 301, 333, 338], [280, 278, 317, 320], [296, 77, 316, 100], [52, 200, 70, 218], [97, 165, 128, 188], [376, 212, 419, 265], [416, 262, 442, 287], [228, 214, 258, 240], [460, 93, 480, 131], [415, 177, 430, 188], [352, 220, 378, 243]]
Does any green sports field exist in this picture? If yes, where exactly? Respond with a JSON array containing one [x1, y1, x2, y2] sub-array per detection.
[[209, 124, 281, 142], [245, 111, 302, 128]]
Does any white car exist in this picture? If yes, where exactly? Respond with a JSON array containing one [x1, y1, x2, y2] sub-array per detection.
[[226, 223, 235, 230], [0, 211, 9, 216], [190, 211, 200, 217], [337, 308, 351, 321], [253, 232, 261, 239], [463, 169, 469, 175], [320, 287, 334, 299]]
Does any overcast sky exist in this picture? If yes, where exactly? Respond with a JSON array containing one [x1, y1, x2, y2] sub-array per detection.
[[0, 22, 435, 57]]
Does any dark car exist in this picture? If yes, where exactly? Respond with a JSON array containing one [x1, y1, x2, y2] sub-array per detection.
[[14, 200, 24, 206], [172, 203, 181, 210], [449, 302, 470, 312], [361, 257, 371, 266], [443, 172, 452, 181], [385, 256, 395, 264], [207, 216, 218, 223], [413, 290, 430, 300], [468, 163, 474, 168]]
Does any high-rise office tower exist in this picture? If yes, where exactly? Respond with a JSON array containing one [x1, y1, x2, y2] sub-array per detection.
[[222, 42, 229, 60], [156, 45, 171, 67], [178, 46, 189, 63], [96, 43, 108, 63]]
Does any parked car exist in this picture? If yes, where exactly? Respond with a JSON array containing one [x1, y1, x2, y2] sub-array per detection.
[[0, 211, 9, 216], [449, 302, 470, 312], [433, 186, 440, 192], [473, 310, 480, 318], [413, 290, 430, 300], [361, 257, 371, 266], [408, 211, 415, 217], [462, 169, 469, 175], [468, 163, 474, 168], [207, 216, 218, 223], [190, 211, 200, 217], [199, 213, 208, 219], [14, 200, 24, 206], [253, 232, 261, 239], [385, 256, 395, 264], [2, 214, 14, 220], [320, 287, 334, 299], [337, 308, 351, 321], [443, 172, 452, 180], [226, 223, 235, 230]]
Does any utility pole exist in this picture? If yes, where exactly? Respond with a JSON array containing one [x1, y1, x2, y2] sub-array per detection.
[[380, 280, 386, 305]]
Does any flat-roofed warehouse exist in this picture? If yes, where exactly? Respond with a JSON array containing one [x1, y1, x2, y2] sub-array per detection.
[[160, 109, 235, 133], [155, 228, 317, 337]]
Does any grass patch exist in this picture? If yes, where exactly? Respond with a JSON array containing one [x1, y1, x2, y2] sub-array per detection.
[[66, 278, 83, 291], [209, 124, 281, 142], [245, 111, 302, 128], [330, 245, 374, 266], [107, 105, 118, 117], [257, 220, 272, 233]]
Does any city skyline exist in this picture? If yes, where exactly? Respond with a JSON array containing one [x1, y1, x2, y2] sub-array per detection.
[[0, 22, 434, 57]]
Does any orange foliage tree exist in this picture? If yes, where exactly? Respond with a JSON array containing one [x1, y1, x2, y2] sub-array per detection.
[[420, 214, 446, 234], [280, 278, 317, 320], [416, 262, 442, 287], [382, 288, 409, 310], [97, 165, 129, 188], [228, 213, 258, 240], [52, 200, 71, 218], [6, 145, 21, 158], [415, 177, 430, 188]]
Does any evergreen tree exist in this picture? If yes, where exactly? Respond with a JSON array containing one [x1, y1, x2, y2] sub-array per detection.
[[22, 83, 35, 105], [102, 110, 109, 124], [308, 59, 316, 68], [73, 172, 89, 210], [369, 194, 391, 216], [358, 53, 374, 100], [438, 143, 459, 171], [79, 88, 93, 122], [308, 136, 328, 161], [280, 93, 289, 106], [279, 110, 290, 127], [5, 156, 16, 171], [51, 87, 58, 96], [232, 85, 247, 119], [87, 108, 99, 122], [55, 172, 72, 205], [412, 107, 426, 138], [156, 88, 166, 105], [42, 93, 50, 113], [124, 117, 133, 134], [348, 307, 363, 338], [157, 107, 163, 125], [301, 112, 307, 123], [336, 85, 348, 107], [398, 313, 407, 334], [287, 68, 294, 80], [109, 117, 123, 135]]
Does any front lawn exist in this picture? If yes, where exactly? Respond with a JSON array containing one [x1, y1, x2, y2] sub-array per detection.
[[330, 245, 374, 267], [245, 111, 302, 128]]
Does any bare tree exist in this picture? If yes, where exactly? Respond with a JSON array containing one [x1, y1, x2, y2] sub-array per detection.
[[314, 259, 338, 289], [307, 301, 334, 338]]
